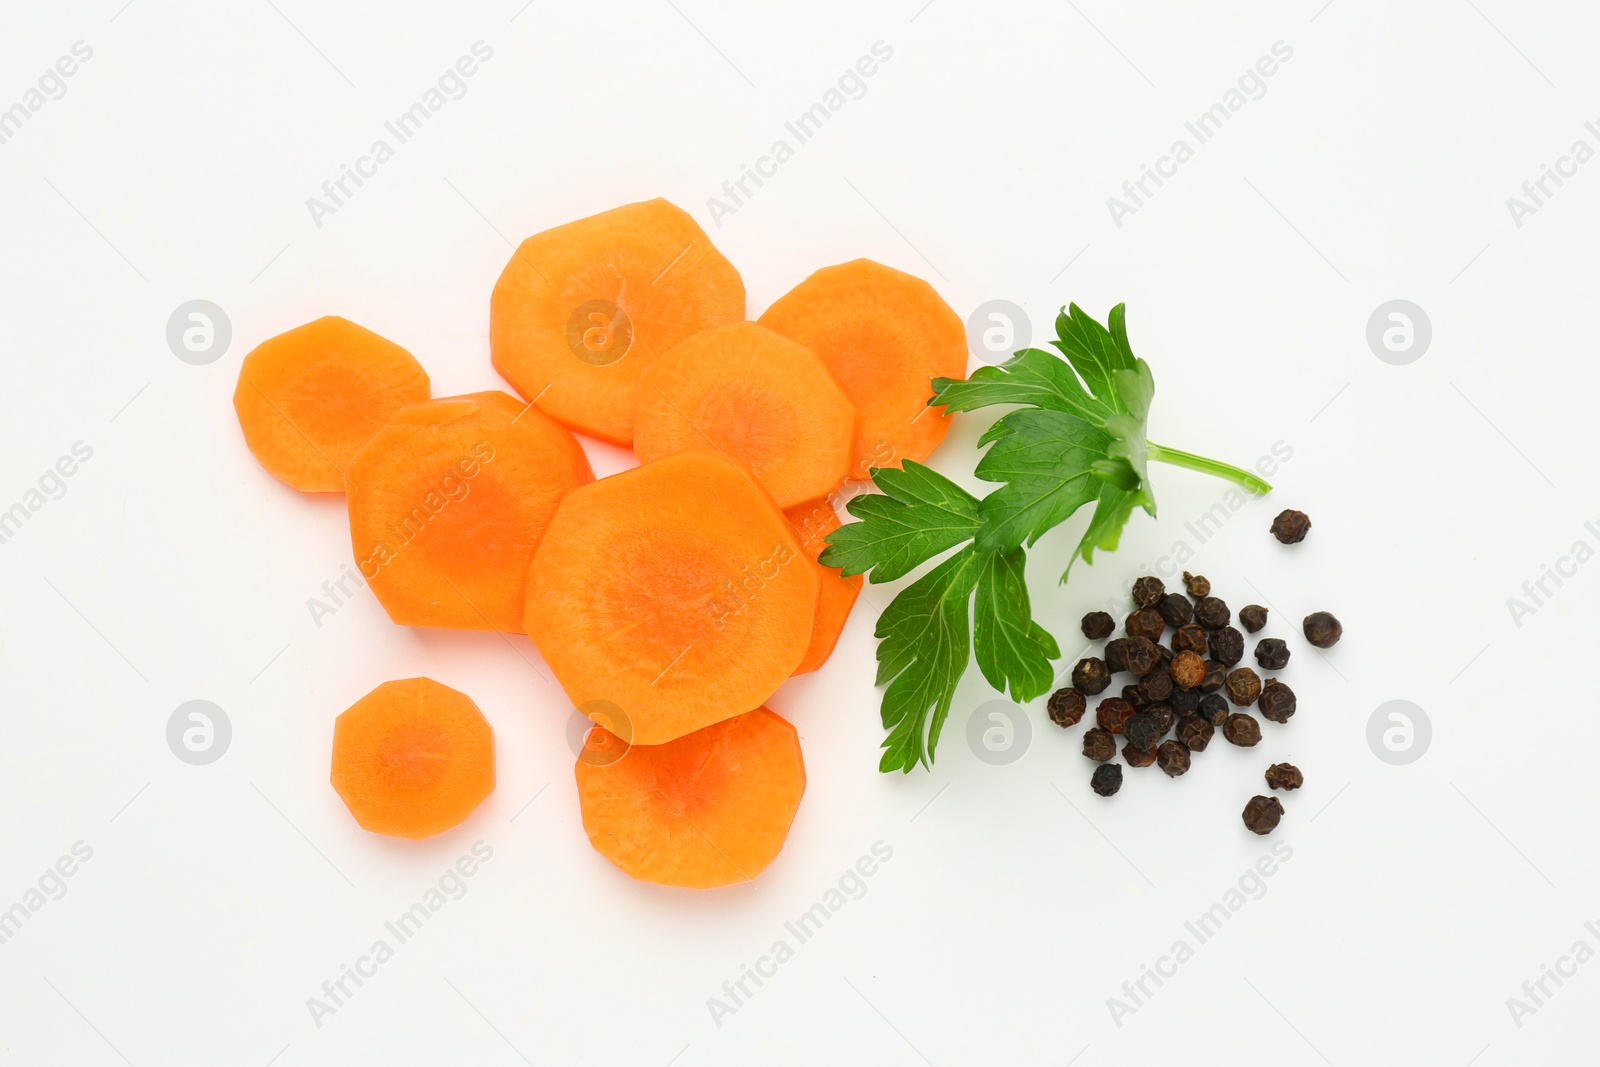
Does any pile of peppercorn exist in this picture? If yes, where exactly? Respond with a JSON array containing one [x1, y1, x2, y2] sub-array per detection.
[[1045, 510, 1338, 836]]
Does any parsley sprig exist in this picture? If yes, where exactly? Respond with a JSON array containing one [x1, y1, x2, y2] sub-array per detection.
[[820, 303, 1272, 773]]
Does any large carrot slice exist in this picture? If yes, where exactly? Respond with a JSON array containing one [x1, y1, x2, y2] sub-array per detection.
[[633, 322, 855, 508], [491, 199, 745, 445], [758, 259, 966, 478], [234, 316, 430, 492], [525, 449, 817, 745], [576, 707, 805, 888], [346, 390, 592, 633], [331, 677, 494, 840], [785, 499, 861, 674]]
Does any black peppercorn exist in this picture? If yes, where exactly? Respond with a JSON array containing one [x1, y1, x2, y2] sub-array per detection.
[[1171, 624, 1208, 655], [1126, 608, 1166, 644], [1096, 697, 1135, 734], [1265, 762, 1303, 790], [1200, 660, 1227, 694], [1083, 727, 1116, 762], [1157, 644, 1174, 670], [1304, 611, 1342, 648], [1182, 571, 1210, 598], [1176, 714, 1213, 752], [1254, 638, 1290, 671], [1047, 687, 1086, 727], [1132, 575, 1165, 607], [1208, 626, 1245, 666], [1258, 679, 1296, 723], [1157, 593, 1194, 627], [1123, 636, 1161, 677], [1139, 668, 1172, 702], [1125, 712, 1160, 753], [1169, 649, 1207, 690], [1081, 611, 1115, 640], [1194, 596, 1231, 630], [1091, 763, 1123, 796], [1223, 713, 1262, 747], [1104, 638, 1130, 673], [1122, 683, 1151, 710], [1072, 657, 1111, 695], [1145, 702, 1173, 736], [1270, 509, 1311, 544], [1225, 667, 1262, 707], [1168, 687, 1201, 716], [1242, 795, 1284, 834], [1199, 692, 1229, 727], [1156, 740, 1191, 777], [1239, 604, 1268, 633], [1122, 739, 1157, 768]]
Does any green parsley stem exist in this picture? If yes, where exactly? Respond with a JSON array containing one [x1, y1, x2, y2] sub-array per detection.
[[1146, 442, 1272, 495]]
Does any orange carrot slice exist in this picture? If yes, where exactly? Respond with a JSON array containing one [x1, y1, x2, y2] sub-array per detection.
[[758, 259, 966, 478], [331, 677, 494, 840], [234, 316, 430, 492], [785, 499, 862, 674], [525, 449, 816, 745], [346, 390, 592, 633], [491, 199, 745, 445], [633, 322, 855, 508], [576, 707, 805, 888]]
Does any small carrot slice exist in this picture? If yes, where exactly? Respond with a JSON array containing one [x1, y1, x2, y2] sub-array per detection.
[[233, 316, 430, 492], [331, 677, 494, 840], [758, 259, 966, 478], [576, 707, 805, 888], [346, 390, 593, 633], [785, 499, 861, 675], [491, 198, 745, 445], [525, 449, 817, 745], [634, 322, 855, 508]]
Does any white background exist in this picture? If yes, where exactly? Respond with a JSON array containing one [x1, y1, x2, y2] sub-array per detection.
[[1, 1, 1596, 1064]]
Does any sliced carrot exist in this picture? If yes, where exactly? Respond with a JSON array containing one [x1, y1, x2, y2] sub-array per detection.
[[634, 322, 855, 508], [346, 390, 593, 633], [331, 677, 494, 840], [576, 707, 805, 888], [525, 449, 817, 745], [491, 198, 745, 445], [784, 499, 861, 675], [234, 316, 431, 492], [757, 259, 966, 478]]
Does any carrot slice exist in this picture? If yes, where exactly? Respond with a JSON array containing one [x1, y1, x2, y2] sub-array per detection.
[[234, 316, 430, 492], [491, 199, 745, 445], [634, 322, 855, 508], [758, 259, 966, 478], [331, 677, 494, 840], [576, 707, 805, 888], [346, 390, 593, 633], [525, 449, 817, 745], [784, 499, 861, 675]]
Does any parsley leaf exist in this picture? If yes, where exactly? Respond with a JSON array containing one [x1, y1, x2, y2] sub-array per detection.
[[972, 548, 1059, 700], [819, 461, 980, 584]]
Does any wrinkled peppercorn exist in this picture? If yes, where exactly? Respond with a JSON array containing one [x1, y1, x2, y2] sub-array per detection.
[[1199, 692, 1229, 726], [1083, 727, 1116, 761], [1047, 687, 1086, 727], [1132, 575, 1165, 607], [1148, 703, 1174, 737], [1243, 795, 1284, 834], [1072, 657, 1111, 695], [1194, 596, 1231, 630], [1096, 697, 1135, 734], [1258, 679, 1297, 723], [1239, 604, 1268, 633], [1169, 649, 1207, 690], [1168, 687, 1201, 715], [1123, 636, 1161, 677], [1270, 509, 1311, 544], [1157, 740, 1191, 777], [1122, 738, 1157, 767], [1125, 713, 1160, 752], [1081, 611, 1115, 640], [1304, 611, 1343, 648], [1139, 668, 1172, 702], [1104, 638, 1130, 673], [1200, 660, 1227, 693], [1122, 683, 1151, 710], [1208, 626, 1245, 666], [1177, 714, 1213, 751], [1225, 667, 1262, 707], [1224, 713, 1262, 747], [1126, 608, 1166, 644], [1265, 762, 1303, 790], [1172, 624, 1208, 655], [1157, 644, 1174, 670], [1182, 571, 1211, 598], [1157, 593, 1194, 627], [1091, 763, 1123, 796], [1254, 638, 1290, 670]]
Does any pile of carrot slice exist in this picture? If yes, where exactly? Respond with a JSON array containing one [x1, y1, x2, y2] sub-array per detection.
[[234, 198, 967, 888]]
